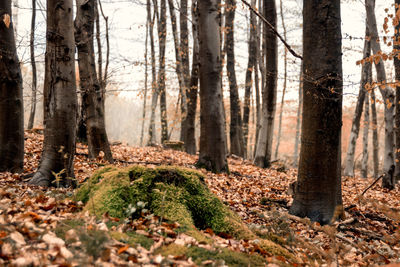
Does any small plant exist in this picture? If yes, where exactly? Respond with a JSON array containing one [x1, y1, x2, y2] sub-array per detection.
[[125, 201, 149, 221]]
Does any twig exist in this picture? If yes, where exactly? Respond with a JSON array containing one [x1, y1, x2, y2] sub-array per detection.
[[240, 0, 303, 60], [359, 174, 383, 197]]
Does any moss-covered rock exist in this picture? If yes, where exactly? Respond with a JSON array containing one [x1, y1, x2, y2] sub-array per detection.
[[74, 165, 252, 239]]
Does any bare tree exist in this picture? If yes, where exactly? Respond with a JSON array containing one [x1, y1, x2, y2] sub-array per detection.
[[395, 0, 400, 181], [370, 88, 379, 178], [140, 0, 150, 146], [27, 0, 37, 130], [290, 0, 343, 224], [159, 0, 168, 143], [293, 65, 302, 167], [361, 92, 370, 178], [75, 0, 113, 162], [29, 0, 77, 187], [148, 0, 158, 144], [196, 0, 228, 173], [0, 1, 24, 173]]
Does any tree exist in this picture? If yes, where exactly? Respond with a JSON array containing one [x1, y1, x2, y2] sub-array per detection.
[[289, 0, 343, 225], [29, 0, 77, 187], [254, 0, 277, 168], [343, 24, 371, 177], [361, 91, 370, 178], [75, 0, 113, 162], [158, 0, 168, 143], [225, 0, 245, 157], [0, 1, 24, 173], [370, 88, 379, 178], [395, 0, 400, 181], [27, 0, 37, 130], [196, 0, 228, 173], [293, 65, 302, 167], [148, 0, 158, 145]]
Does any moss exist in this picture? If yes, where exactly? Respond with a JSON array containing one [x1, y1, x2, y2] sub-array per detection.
[[110, 231, 154, 250], [259, 240, 298, 263], [55, 219, 85, 240], [157, 244, 266, 267]]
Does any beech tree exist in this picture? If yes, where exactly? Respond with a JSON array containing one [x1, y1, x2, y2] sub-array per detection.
[[75, 0, 113, 162], [197, 0, 228, 173], [395, 0, 400, 181], [29, 0, 77, 187], [27, 0, 37, 130], [361, 92, 370, 178], [0, 1, 24, 173], [289, 0, 343, 224]]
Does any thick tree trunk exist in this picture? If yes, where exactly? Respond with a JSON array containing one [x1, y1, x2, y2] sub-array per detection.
[[254, 0, 277, 168], [75, 0, 113, 162], [293, 66, 302, 168], [343, 25, 371, 177], [274, 0, 287, 160], [159, 0, 168, 143], [182, 0, 199, 154], [394, 0, 400, 182], [0, 1, 24, 173], [371, 89, 379, 178], [29, 0, 77, 187], [196, 0, 228, 173], [366, 0, 395, 189], [361, 92, 370, 178], [148, 0, 158, 145], [27, 0, 37, 130], [243, 0, 257, 155], [289, 0, 343, 225], [225, 0, 245, 158]]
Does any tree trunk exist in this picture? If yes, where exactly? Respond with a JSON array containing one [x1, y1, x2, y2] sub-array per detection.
[[196, 0, 228, 173], [12, 0, 17, 35], [394, 0, 400, 182], [370, 88, 379, 178], [274, 0, 287, 160], [225, 0, 245, 158], [75, 0, 113, 162], [343, 24, 371, 177], [243, 0, 257, 155], [293, 65, 302, 168], [27, 0, 37, 130], [182, 0, 199, 154], [289, 0, 343, 225], [148, 0, 158, 145], [159, 0, 168, 143], [254, 0, 277, 168], [366, 0, 395, 189], [140, 0, 150, 147], [0, 1, 24, 173], [361, 92, 370, 178], [29, 0, 77, 187]]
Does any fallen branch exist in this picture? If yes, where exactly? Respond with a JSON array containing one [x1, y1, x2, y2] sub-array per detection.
[[359, 174, 383, 197], [240, 0, 303, 60]]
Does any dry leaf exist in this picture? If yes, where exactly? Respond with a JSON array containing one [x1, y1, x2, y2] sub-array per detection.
[[3, 14, 10, 28]]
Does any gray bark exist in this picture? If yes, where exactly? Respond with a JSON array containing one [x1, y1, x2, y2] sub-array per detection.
[[27, 0, 37, 130], [148, 0, 158, 144], [394, 0, 400, 182], [370, 88, 379, 178], [361, 92, 370, 178], [159, 0, 168, 143], [293, 66, 302, 168]]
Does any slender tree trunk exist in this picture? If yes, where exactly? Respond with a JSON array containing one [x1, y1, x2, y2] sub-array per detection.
[[290, 0, 343, 225], [167, 0, 188, 143], [225, 0, 245, 157], [0, 1, 24, 173], [180, 0, 190, 144], [366, 0, 395, 189], [370, 88, 379, 178], [140, 0, 150, 147], [29, 0, 77, 187], [293, 65, 302, 167], [394, 0, 400, 182], [254, 0, 277, 168], [361, 92, 370, 178], [196, 0, 228, 173], [97, 0, 109, 103], [274, 0, 287, 160], [12, 0, 17, 35], [183, 0, 199, 154], [148, 0, 158, 145], [75, 0, 113, 162], [343, 24, 371, 177], [243, 0, 257, 155], [27, 0, 37, 130], [159, 0, 168, 143]]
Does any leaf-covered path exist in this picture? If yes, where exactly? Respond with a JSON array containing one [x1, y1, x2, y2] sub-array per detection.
[[0, 130, 399, 266]]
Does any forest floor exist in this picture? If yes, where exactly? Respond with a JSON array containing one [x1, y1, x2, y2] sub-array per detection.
[[0, 130, 400, 266]]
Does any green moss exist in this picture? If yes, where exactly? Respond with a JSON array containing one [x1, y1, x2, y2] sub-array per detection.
[[157, 244, 266, 267], [110, 231, 154, 250], [55, 219, 85, 240]]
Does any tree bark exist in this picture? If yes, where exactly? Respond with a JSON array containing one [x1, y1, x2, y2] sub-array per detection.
[[370, 88, 379, 178], [225, 0, 245, 158], [159, 0, 168, 143], [75, 0, 113, 162], [366, 0, 395, 189], [293, 65, 302, 168], [140, 0, 150, 147], [27, 0, 37, 130], [0, 1, 24, 173], [394, 0, 400, 182], [361, 92, 370, 178], [148, 0, 158, 145], [243, 0, 257, 156], [182, 0, 199, 154], [254, 0, 277, 168], [29, 0, 77, 187], [343, 24, 371, 177], [289, 0, 343, 225], [274, 0, 287, 160], [196, 0, 228, 173]]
